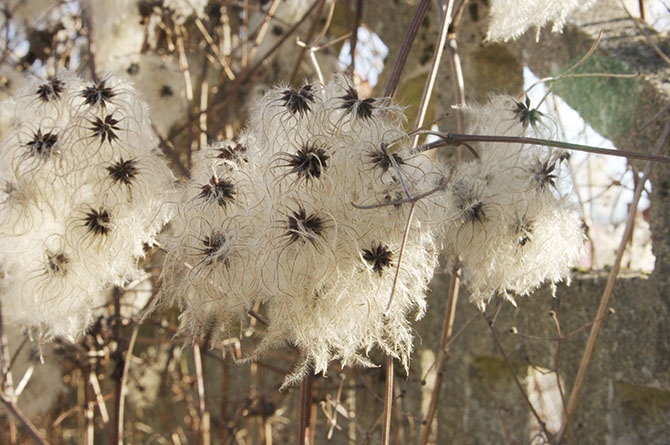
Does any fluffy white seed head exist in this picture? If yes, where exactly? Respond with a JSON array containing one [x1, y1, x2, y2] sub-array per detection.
[[0, 70, 175, 340], [440, 96, 585, 308], [487, 0, 597, 42], [162, 77, 445, 384]]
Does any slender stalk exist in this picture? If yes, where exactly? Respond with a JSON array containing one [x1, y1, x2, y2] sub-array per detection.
[[416, 131, 670, 164], [298, 372, 313, 445], [288, 0, 326, 84], [381, 355, 394, 445], [0, 396, 49, 445], [114, 288, 161, 445], [383, 0, 432, 98], [348, 0, 363, 76], [246, 0, 281, 64], [418, 267, 460, 445], [411, 0, 455, 147], [484, 310, 553, 441], [620, 0, 670, 66], [418, 15, 467, 441], [113, 327, 138, 445], [193, 343, 211, 445], [557, 120, 670, 442]]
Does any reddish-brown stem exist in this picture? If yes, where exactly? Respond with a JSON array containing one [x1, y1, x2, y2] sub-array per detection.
[[381, 355, 394, 445], [557, 120, 670, 442], [382, 0, 432, 99], [288, 0, 326, 84], [298, 372, 313, 445], [418, 266, 460, 444], [348, 0, 363, 76], [484, 310, 553, 441], [416, 132, 670, 164]]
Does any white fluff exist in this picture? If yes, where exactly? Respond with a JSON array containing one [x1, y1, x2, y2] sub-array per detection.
[[0, 70, 174, 340], [487, 0, 597, 42], [162, 77, 445, 384]]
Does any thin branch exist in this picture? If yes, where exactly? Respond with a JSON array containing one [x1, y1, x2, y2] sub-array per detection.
[[246, 0, 281, 64], [288, 0, 326, 84], [411, 0, 455, 147], [381, 355, 394, 445], [557, 120, 670, 442], [620, 0, 670, 66], [416, 131, 670, 164], [194, 16, 236, 80], [383, 0, 432, 98], [418, 263, 460, 445], [351, 177, 450, 209], [113, 288, 162, 445], [483, 309, 553, 442], [298, 372, 313, 445], [348, 0, 363, 76]]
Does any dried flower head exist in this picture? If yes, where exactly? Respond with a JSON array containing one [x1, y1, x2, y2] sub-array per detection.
[[531, 159, 558, 192], [281, 84, 314, 115], [81, 79, 116, 107], [216, 143, 248, 162], [439, 95, 585, 309], [89, 114, 121, 144], [197, 175, 236, 208], [285, 207, 325, 245], [284, 144, 329, 182], [25, 129, 58, 159], [200, 232, 230, 267], [83, 208, 111, 236], [36, 77, 65, 102], [487, 0, 597, 42], [362, 242, 393, 274], [338, 86, 375, 120], [46, 251, 69, 276], [368, 145, 405, 174], [106, 158, 139, 186], [513, 96, 545, 130], [0, 70, 174, 340], [163, 77, 445, 386]]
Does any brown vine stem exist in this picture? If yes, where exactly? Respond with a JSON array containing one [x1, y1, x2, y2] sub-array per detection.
[[382, 0, 431, 99], [418, 3, 466, 440], [378, 1, 433, 442], [483, 309, 553, 442], [410, 0, 455, 148], [380, 354, 394, 445], [415, 131, 670, 164], [113, 288, 162, 445], [418, 262, 461, 445], [288, 0, 326, 84], [557, 119, 670, 443], [348, 0, 363, 76], [246, 0, 281, 65], [298, 372, 313, 445]]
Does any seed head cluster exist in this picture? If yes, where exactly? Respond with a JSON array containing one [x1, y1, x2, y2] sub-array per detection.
[[439, 95, 585, 308], [162, 78, 446, 385], [0, 71, 174, 340]]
